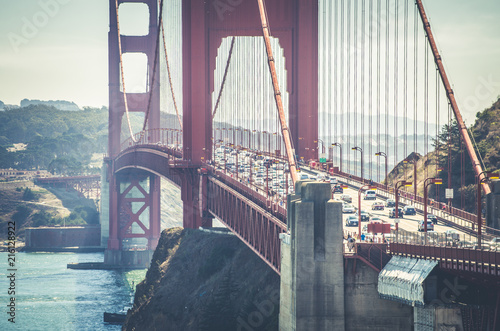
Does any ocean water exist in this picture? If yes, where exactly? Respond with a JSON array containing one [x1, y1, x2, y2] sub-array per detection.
[[0, 252, 146, 331]]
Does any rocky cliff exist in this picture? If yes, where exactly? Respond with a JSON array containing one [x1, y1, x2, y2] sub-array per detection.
[[123, 227, 280, 331]]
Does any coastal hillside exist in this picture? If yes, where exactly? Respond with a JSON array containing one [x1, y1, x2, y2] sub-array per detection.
[[123, 227, 280, 331]]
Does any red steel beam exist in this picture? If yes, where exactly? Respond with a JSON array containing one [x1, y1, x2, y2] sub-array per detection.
[[208, 176, 286, 274], [415, 0, 490, 194]]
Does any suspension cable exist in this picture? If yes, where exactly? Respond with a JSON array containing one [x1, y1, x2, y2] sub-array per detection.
[[114, 0, 137, 142], [159, 0, 182, 130], [212, 37, 236, 120], [256, 0, 298, 183], [415, 0, 490, 194]]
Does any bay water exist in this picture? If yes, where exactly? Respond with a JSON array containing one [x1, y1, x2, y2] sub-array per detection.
[[0, 252, 146, 331]]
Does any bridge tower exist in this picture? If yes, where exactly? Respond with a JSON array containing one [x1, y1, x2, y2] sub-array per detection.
[[181, 0, 319, 228], [105, 0, 161, 265]]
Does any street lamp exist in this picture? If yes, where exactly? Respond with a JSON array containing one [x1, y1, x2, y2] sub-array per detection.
[[403, 158, 418, 198], [358, 184, 377, 238], [375, 151, 388, 190], [423, 177, 443, 235], [477, 171, 499, 247], [332, 143, 342, 173], [395, 180, 412, 220], [352, 146, 363, 182]]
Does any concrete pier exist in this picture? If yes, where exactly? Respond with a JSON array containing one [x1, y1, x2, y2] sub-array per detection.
[[279, 181, 345, 330]]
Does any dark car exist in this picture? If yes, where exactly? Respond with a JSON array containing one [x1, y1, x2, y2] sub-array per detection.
[[345, 215, 359, 227], [427, 214, 438, 224], [403, 206, 416, 215], [355, 211, 370, 222], [385, 199, 396, 207], [332, 184, 343, 194], [388, 207, 403, 218]]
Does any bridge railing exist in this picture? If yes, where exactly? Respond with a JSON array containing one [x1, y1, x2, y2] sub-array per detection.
[[120, 129, 183, 154]]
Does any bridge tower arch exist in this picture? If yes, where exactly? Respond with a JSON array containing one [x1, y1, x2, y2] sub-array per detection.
[[181, 0, 319, 228]]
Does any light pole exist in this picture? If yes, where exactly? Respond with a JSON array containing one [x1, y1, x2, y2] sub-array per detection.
[[352, 146, 363, 182], [332, 143, 342, 173], [395, 180, 412, 221], [375, 151, 388, 190], [358, 184, 377, 238], [403, 158, 418, 198], [424, 177, 443, 235], [477, 171, 499, 247]]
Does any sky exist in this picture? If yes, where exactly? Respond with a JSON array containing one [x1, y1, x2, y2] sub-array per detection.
[[0, 0, 499, 124]]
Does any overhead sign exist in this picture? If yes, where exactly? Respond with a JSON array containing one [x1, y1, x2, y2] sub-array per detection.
[[445, 188, 454, 199]]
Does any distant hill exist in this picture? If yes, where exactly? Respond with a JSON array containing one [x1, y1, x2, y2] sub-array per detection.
[[20, 99, 80, 111], [0, 100, 4, 109]]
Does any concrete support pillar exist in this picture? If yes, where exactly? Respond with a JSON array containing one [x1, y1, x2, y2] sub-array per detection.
[[279, 181, 345, 330]]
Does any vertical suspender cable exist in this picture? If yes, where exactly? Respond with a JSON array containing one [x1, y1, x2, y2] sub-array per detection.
[[367, 0, 372, 180], [384, 0, 389, 172], [354, 0, 358, 153], [256, 0, 298, 183], [347, 0, 351, 174], [413, 2, 418, 170], [394, 0, 398, 169], [341, 0, 345, 171], [403, 0, 408, 161], [376, 0, 381, 181]]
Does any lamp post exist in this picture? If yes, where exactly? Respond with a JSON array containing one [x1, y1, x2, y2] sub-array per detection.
[[358, 184, 377, 238], [352, 146, 363, 183], [375, 151, 388, 190], [477, 171, 499, 247], [332, 143, 342, 173], [423, 177, 443, 235], [395, 180, 412, 221], [403, 158, 418, 198]]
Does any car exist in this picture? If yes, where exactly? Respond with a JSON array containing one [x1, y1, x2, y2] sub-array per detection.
[[388, 207, 403, 218], [403, 206, 416, 215], [342, 203, 356, 213], [355, 211, 370, 222], [371, 216, 383, 223], [330, 178, 338, 185], [332, 184, 343, 194], [345, 215, 359, 227], [385, 199, 396, 207], [363, 190, 377, 200], [371, 202, 384, 210], [418, 220, 434, 232], [340, 194, 352, 203], [427, 214, 438, 224]]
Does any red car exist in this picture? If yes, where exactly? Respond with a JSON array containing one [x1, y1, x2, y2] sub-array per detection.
[[371, 202, 384, 210]]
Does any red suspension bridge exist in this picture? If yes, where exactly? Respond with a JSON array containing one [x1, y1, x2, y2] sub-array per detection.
[[103, 0, 500, 316]]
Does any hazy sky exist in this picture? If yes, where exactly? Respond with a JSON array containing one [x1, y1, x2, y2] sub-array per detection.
[[0, 0, 499, 124]]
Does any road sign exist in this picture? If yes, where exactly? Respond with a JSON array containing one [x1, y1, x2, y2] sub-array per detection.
[[319, 153, 326, 163], [445, 188, 454, 199]]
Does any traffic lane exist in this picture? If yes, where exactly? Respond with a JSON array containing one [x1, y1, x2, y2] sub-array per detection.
[[336, 189, 461, 235]]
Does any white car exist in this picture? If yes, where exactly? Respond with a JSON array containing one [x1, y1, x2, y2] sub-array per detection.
[[342, 203, 356, 213], [363, 190, 377, 200]]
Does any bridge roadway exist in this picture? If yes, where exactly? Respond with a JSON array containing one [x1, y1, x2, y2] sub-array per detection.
[[114, 141, 500, 277]]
